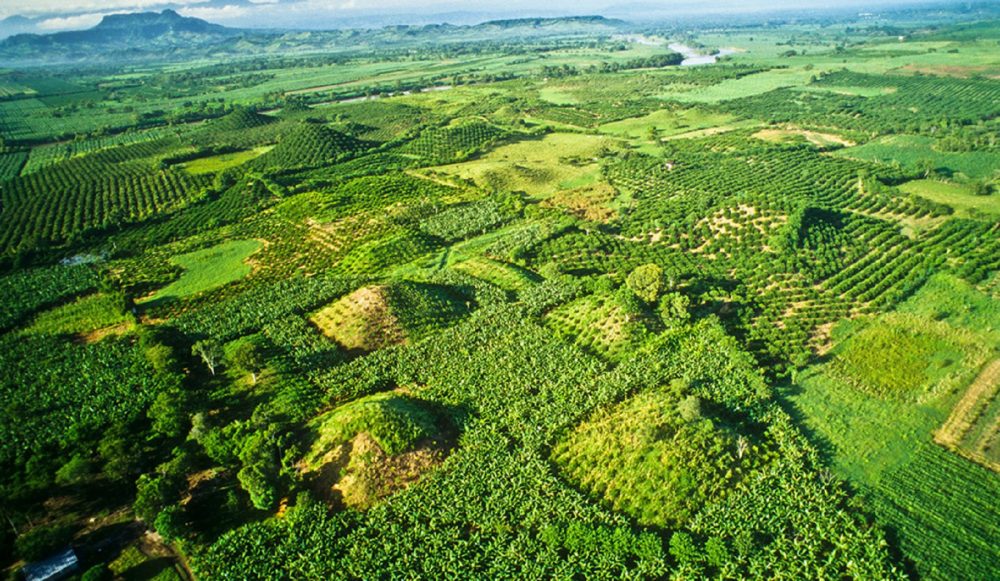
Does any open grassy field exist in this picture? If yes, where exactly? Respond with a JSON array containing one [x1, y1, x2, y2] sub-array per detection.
[[834, 135, 1000, 180], [24, 293, 130, 338], [598, 108, 740, 142], [432, 132, 612, 198], [140, 239, 262, 305], [180, 146, 273, 175], [785, 274, 1000, 580], [657, 66, 824, 103], [897, 179, 1000, 218]]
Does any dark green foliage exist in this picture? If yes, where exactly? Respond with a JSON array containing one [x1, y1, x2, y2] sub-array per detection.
[[0, 150, 27, 180], [403, 119, 510, 164], [0, 333, 176, 481], [212, 107, 275, 132], [80, 564, 112, 581], [253, 122, 371, 170], [0, 263, 98, 331], [14, 524, 74, 561]]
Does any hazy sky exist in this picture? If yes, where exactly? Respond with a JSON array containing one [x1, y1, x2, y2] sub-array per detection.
[[0, 0, 946, 30]]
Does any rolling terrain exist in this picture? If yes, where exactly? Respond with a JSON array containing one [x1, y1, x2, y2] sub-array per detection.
[[0, 5, 998, 579]]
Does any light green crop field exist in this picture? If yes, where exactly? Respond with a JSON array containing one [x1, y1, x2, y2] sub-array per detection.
[[657, 66, 824, 103], [141, 239, 262, 304], [834, 135, 1000, 179], [24, 293, 130, 337], [180, 146, 273, 174], [785, 274, 1000, 580], [898, 179, 1000, 218], [598, 108, 738, 141], [432, 132, 611, 198]]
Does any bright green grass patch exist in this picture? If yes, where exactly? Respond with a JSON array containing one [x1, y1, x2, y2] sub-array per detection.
[[552, 382, 769, 528], [657, 66, 822, 103], [142, 239, 262, 304], [597, 108, 737, 142], [433, 133, 611, 199], [830, 314, 978, 401], [897, 179, 1000, 218], [180, 146, 273, 175], [305, 392, 442, 463], [897, 274, 1000, 346], [833, 134, 1000, 180], [538, 86, 580, 105], [25, 293, 129, 336], [785, 367, 948, 485], [784, 275, 1000, 579], [452, 256, 541, 291], [787, 274, 998, 481]]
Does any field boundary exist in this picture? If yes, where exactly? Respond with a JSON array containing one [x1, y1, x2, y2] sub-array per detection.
[[934, 358, 1000, 472]]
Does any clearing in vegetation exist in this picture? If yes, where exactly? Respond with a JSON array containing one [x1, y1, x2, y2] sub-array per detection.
[[753, 127, 854, 148], [828, 314, 983, 402], [140, 239, 262, 305], [834, 134, 1000, 180], [180, 146, 273, 175], [302, 391, 453, 509], [433, 132, 611, 198], [897, 179, 1000, 219], [24, 293, 130, 338]]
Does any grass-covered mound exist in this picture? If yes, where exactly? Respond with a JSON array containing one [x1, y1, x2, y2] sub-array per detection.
[[545, 291, 654, 361], [212, 108, 275, 132], [253, 122, 370, 170], [310, 282, 470, 353], [302, 391, 453, 508], [552, 381, 769, 528], [402, 118, 509, 163]]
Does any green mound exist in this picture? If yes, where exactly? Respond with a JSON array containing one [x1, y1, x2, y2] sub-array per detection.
[[310, 281, 470, 352], [337, 230, 438, 276], [254, 122, 370, 169], [213, 107, 275, 132], [403, 118, 509, 163], [545, 291, 654, 361], [303, 392, 454, 509], [306, 392, 444, 461], [552, 382, 769, 528]]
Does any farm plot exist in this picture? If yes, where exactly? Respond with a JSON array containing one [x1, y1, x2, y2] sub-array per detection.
[[432, 132, 612, 198], [140, 239, 262, 306]]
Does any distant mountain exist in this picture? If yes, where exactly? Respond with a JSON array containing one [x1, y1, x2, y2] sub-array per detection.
[[0, 10, 242, 63], [0, 15, 38, 39], [477, 15, 625, 28], [0, 12, 628, 66]]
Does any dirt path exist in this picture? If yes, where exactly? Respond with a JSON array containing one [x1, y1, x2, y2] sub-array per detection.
[[935, 358, 1000, 450]]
